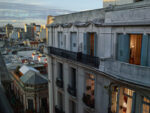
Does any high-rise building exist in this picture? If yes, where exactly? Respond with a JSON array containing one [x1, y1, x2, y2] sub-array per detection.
[[24, 24, 35, 39], [5, 24, 13, 38]]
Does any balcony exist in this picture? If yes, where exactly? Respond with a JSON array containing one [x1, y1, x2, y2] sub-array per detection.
[[100, 59, 150, 87], [55, 106, 65, 113], [82, 93, 95, 109], [56, 77, 63, 89], [47, 46, 100, 68], [67, 85, 76, 97]]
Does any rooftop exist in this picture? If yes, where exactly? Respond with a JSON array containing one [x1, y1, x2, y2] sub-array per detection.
[[20, 70, 48, 85]]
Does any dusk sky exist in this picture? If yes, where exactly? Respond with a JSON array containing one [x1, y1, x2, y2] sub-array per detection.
[[0, 0, 102, 27]]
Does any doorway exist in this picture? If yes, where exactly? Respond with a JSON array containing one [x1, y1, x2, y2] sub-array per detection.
[[28, 99, 34, 110], [129, 34, 142, 65], [87, 33, 95, 56]]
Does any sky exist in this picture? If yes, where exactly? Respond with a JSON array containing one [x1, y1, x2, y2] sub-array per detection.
[[0, 0, 103, 27]]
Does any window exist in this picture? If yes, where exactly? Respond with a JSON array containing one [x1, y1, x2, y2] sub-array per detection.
[[69, 68, 76, 89], [69, 100, 76, 113], [85, 74, 95, 96], [58, 92, 63, 110], [142, 97, 150, 113], [82, 74, 95, 108], [117, 34, 142, 65], [123, 88, 134, 97], [122, 88, 135, 113], [111, 86, 119, 113], [41, 98, 48, 108], [28, 99, 34, 110], [58, 32, 63, 48], [58, 62, 63, 80], [83, 33, 97, 56]]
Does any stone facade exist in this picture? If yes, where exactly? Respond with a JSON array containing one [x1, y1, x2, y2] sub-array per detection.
[[103, 0, 148, 7], [46, 1, 150, 113]]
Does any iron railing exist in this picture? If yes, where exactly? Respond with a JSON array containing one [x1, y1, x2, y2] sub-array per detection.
[[47, 47, 100, 68], [82, 93, 95, 109], [55, 106, 65, 113], [56, 77, 63, 89], [67, 84, 76, 97]]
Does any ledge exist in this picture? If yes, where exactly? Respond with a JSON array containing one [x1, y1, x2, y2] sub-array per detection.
[[100, 59, 150, 87]]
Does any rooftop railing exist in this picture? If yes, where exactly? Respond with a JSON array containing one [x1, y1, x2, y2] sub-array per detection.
[[47, 47, 100, 68]]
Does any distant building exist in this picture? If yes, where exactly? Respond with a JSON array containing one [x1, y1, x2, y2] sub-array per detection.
[[24, 23, 42, 40], [10, 65, 49, 113], [5, 24, 13, 38], [46, 16, 54, 44], [9, 30, 19, 40], [24, 24, 35, 39], [0, 27, 6, 39], [26, 40, 39, 48], [39, 28, 46, 41], [9, 28, 25, 40]]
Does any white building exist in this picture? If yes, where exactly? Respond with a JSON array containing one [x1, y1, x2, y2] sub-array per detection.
[[10, 30, 19, 40], [46, 1, 150, 113], [103, 0, 144, 7], [39, 28, 46, 40]]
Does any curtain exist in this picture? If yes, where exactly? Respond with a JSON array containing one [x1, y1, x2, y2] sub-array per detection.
[[130, 34, 142, 65]]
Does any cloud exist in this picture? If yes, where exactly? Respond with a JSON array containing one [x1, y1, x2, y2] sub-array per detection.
[[0, 2, 74, 27]]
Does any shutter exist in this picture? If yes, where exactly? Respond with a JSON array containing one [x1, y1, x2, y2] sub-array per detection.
[[58, 33, 60, 48], [123, 34, 130, 62], [117, 34, 123, 61], [87, 33, 90, 55], [64, 34, 66, 49], [131, 92, 136, 113], [147, 36, 150, 66], [83, 33, 87, 54], [117, 34, 130, 62], [94, 33, 98, 56], [70, 33, 72, 51], [141, 35, 148, 66]]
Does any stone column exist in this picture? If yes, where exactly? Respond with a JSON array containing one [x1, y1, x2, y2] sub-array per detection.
[[64, 63, 69, 113], [48, 57, 54, 113]]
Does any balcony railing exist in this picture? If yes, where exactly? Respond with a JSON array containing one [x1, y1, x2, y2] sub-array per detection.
[[67, 84, 76, 97], [56, 77, 63, 89], [47, 47, 100, 68], [82, 93, 95, 109], [99, 59, 150, 87], [55, 106, 65, 113]]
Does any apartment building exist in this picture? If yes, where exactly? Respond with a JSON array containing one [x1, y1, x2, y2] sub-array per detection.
[[45, 1, 150, 113]]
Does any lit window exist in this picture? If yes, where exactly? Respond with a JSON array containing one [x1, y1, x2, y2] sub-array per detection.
[[142, 97, 150, 113]]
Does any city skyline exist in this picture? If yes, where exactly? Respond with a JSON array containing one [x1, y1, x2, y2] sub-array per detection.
[[0, 0, 103, 27]]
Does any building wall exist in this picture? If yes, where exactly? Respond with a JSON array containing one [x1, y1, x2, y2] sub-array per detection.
[[48, 25, 112, 58], [103, 0, 134, 7], [48, 56, 111, 113], [47, 2, 150, 113], [105, 4, 150, 23], [17, 50, 35, 57]]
